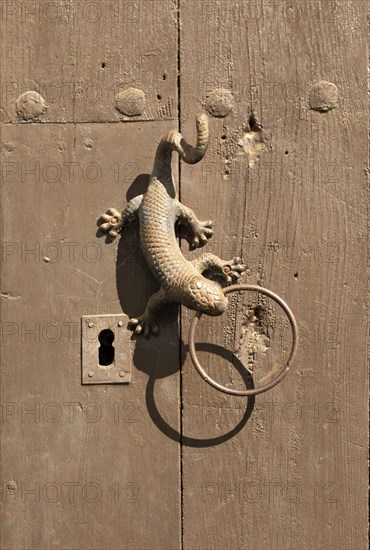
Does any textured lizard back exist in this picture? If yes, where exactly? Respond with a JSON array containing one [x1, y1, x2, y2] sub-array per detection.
[[139, 180, 198, 301], [138, 113, 221, 307]]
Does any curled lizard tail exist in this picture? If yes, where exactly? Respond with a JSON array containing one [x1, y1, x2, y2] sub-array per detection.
[[151, 114, 209, 182], [165, 113, 209, 165]]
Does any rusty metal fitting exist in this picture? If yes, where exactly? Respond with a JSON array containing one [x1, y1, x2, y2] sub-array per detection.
[[188, 284, 298, 396]]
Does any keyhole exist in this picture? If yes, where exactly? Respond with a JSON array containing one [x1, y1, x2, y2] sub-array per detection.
[[98, 329, 115, 367]]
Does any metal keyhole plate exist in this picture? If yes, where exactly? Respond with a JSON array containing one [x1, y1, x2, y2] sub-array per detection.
[[81, 314, 132, 385]]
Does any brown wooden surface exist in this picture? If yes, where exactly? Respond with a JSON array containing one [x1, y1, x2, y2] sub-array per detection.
[[1, 1, 181, 540], [180, 1, 368, 549], [1, 120, 181, 550], [1, 1, 368, 549], [1, 0, 177, 123]]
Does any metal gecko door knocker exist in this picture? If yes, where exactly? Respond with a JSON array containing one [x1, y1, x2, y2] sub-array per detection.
[[98, 114, 298, 396]]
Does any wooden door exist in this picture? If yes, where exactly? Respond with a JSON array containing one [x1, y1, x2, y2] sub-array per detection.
[[1, 1, 368, 549], [1, 3, 181, 549]]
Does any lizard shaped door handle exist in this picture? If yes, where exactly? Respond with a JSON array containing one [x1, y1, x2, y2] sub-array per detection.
[[97, 115, 298, 395], [98, 114, 245, 335]]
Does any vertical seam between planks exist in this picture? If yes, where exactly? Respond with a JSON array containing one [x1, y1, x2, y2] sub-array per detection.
[[177, 1, 184, 550]]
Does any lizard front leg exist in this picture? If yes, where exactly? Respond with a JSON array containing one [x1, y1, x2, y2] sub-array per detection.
[[98, 194, 143, 240], [175, 202, 213, 249], [192, 253, 246, 284], [128, 288, 169, 338]]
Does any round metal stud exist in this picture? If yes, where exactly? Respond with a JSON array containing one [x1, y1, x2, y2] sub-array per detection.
[[116, 87, 146, 116], [205, 88, 234, 117], [16, 91, 47, 121], [309, 81, 338, 112]]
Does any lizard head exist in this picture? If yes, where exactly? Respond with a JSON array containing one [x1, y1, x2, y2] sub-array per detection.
[[186, 278, 228, 316]]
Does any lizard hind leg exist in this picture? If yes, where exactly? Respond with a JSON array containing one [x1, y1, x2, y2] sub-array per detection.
[[97, 194, 143, 240], [175, 201, 214, 249]]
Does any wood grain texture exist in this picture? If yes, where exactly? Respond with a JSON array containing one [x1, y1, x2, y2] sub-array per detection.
[[1, 3, 182, 548], [1, 1, 368, 549], [180, 1, 368, 549], [1, 121, 181, 549], [0, 0, 178, 123]]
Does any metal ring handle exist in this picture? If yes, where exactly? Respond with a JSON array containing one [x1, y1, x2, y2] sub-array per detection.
[[188, 284, 299, 396]]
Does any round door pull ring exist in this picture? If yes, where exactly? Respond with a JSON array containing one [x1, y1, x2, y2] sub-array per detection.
[[188, 284, 299, 396]]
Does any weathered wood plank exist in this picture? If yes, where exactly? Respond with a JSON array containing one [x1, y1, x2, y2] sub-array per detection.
[[1, 0, 178, 123], [180, 1, 368, 549], [1, 121, 181, 549]]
